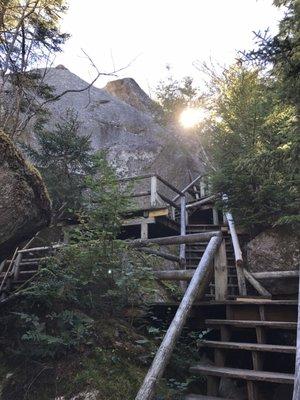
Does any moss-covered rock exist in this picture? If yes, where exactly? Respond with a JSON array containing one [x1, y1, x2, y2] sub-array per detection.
[[0, 130, 51, 257]]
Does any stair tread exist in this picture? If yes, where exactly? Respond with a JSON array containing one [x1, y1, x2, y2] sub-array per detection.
[[205, 319, 297, 329], [199, 340, 296, 353], [189, 364, 294, 384], [185, 395, 234, 400]]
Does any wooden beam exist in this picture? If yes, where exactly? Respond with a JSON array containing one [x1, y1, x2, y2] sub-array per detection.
[[214, 239, 228, 301], [125, 191, 151, 198], [150, 176, 158, 207], [156, 175, 183, 196], [180, 195, 186, 264], [135, 234, 222, 400], [138, 248, 181, 263], [186, 195, 217, 209], [172, 173, 203, 202], [157, 192, 180, 209], [155, 270, 194, 281], [252, 270, 299, 279], [141, 222, 148, 239], [130, 231, 220, 248], [243, 269, 271, 298], [122, 217, 155, 227], [118, 174, 154, 183]]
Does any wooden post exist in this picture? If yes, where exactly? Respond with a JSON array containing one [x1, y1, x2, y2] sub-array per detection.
[[213, 208, 219, 225], [135, 234, 222, 400], [180, 195, 186, 264], [200, 179, 206, 198], [13, 252, 23, 280], [141, 221, 148, 239], [222, 194, 246, 296], [292, 269, 300, 400], [214, 239, 228, 300], [150, 176, 158, 207]]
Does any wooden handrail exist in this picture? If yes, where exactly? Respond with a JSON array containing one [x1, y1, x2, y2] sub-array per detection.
[[186, 194, 217, 209], [222, 194, 247, 296], [172, 173, 204, 202], [130, 231, 220, 247], [135, 233, 223, 400], [156, 174, 184, 196]]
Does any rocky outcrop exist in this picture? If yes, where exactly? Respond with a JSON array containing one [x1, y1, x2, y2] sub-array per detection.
[[246, 226, 300, 294], [0, 131, 51, 258], [105, 78, 159, 115], [25, 67, 205, 185]]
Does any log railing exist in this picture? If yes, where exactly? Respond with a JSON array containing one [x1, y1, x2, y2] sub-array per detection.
[[222, 194, 247, 296], [135, 232, 223, 400]]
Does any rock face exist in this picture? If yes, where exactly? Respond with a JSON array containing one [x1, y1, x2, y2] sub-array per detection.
[[246, 227, 300, 294], [27, 68, 204, 186], [0, 131, 51, 258], [105, 77, 159, 115]]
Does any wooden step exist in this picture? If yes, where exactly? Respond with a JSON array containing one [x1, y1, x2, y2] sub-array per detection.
[[199, 340, 296, 353], [189, 365, 294, 384], [205, 319, 297, 329], [185, 395, 234, 400]]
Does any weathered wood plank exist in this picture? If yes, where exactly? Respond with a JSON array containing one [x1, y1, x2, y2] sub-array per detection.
[[214, 239, 228, 301], [186, 195, 217, 209], [131, 231, 220, 248], [206, 319, 297, 330], [138, 248, 181, 263], [189, 365, 294, 384], [199, 340, 296, 353], [253, 270, 299, 279]]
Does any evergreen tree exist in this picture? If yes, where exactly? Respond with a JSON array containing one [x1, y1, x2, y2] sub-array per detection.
[[205, 65, 299, 231], [155, 68, 201, 124], [24, 110, 95, 217], [244, 0, 300, 110], [0, 0, 69, 136]]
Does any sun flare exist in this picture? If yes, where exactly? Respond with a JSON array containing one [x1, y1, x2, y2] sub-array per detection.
[[179, 108, 207, 128]]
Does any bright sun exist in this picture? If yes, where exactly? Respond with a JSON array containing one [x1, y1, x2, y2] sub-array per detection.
[[179, 108, 207, 128]]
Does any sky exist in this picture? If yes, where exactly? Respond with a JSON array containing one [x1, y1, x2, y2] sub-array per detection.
[[55, 0, 283, 96]]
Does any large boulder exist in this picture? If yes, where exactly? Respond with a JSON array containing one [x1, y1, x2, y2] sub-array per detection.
[[246, 226, 300, 294], [24, 67, 205, 186], [0, 131, 51, 258]]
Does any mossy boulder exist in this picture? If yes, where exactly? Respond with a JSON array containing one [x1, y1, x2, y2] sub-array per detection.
[[0, 131, 51, 257]]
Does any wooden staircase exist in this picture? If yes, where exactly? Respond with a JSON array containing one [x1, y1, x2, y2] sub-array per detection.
[[186, 300, 297, 399], [0, 244, 61, 301], [186, 225, 239, 300]]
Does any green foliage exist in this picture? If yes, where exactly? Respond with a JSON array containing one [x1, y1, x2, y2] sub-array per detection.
[[24, 109, 95, 216], [155, 67, 202, 124], [205, 65, 299, 231], [244, 0, 300, 109], [2, 156, 157, 361], [0, 0, 69, 136]]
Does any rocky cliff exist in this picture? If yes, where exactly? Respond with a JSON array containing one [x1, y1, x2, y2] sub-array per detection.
[[27, 67, 204, 188]]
